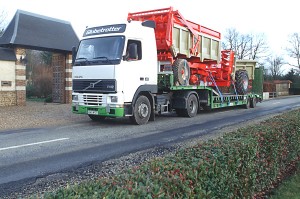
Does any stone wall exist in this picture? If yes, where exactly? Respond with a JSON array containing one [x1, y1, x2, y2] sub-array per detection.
[[0, 91, 17, 106], [65, 53, 72, 103], [0, 60, 16, 106], [14, 48, 26, 106]]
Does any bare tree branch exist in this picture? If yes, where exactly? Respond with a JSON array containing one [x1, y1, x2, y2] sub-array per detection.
[[222, 28, 269, 61], [286, 32, 300, 69], [0, 10, 7, 36], [266, 56, 285, 79]]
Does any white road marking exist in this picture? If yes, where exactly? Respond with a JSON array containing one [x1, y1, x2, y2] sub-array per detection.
[[273, 102, 281, 104], [0, 138, 69, 151]]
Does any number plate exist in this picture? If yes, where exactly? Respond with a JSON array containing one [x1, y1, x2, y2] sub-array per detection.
[[88, 110, 98, 115]]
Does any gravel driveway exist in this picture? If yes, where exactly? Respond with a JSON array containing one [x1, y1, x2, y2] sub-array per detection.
[[0, 101, 87, 131]]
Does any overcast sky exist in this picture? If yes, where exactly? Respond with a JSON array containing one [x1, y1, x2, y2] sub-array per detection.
[[1, 0, 299, 68]]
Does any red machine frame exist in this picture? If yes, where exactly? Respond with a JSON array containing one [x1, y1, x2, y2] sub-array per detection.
[[128, 7, 235, 87]]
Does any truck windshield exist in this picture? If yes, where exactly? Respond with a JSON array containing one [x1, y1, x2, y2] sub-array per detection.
[[74, 36, 125, 66]]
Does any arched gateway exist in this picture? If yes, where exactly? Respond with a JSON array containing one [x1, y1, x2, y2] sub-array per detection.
[[0, 10, 79, 105]]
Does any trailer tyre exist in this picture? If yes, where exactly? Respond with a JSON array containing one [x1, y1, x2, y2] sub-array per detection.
[[250, 97, 256, 108], [173, 59, 190, 86], [235, 70, 249, 95], [182, 94, 198, 117], [130, 95, 151, 125], [244, 99, 250, 109], [88, 115, 106, 121]]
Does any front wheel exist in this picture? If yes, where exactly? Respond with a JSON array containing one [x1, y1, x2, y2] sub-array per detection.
[[130, 95, 151, 125]]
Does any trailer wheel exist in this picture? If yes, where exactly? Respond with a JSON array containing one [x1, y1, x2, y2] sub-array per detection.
[[88, 115, 106, 121], [130, 95, 151, 125], [250, 97, 256, 108], [235, 70, 249, 95], [182, 94, 198, 117], [244, 99, 250, 109], [173, 59, 190, 86]]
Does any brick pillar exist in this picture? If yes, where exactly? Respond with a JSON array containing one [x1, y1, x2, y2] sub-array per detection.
[[65, 53, 72, 103], [14, 48, 26, 106]]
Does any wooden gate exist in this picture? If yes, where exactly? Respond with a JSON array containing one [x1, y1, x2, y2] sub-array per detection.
[[52, 54, 66, 103]]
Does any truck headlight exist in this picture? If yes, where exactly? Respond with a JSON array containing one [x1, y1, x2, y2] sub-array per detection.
[[110, 96, 118, 103]]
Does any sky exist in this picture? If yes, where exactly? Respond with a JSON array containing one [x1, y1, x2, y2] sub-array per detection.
[[1, 0, 299, 72]]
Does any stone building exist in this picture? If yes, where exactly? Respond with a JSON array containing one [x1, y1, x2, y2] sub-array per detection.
[[0, 47, 17, 106], [0, 10, 79, 106]]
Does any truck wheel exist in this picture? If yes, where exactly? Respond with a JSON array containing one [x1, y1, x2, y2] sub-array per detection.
[[88, 115, 106, 121], [173, 59, 190, 86], [130, 95, 151, 125], [182, 94, 198, 117], [250, 97, 256, 108], [235, 70, 249, 95]]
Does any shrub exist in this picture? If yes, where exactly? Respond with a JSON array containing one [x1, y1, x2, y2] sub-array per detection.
[[42, 109, 300, 198]]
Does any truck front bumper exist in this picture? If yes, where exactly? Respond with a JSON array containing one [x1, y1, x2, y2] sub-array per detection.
[[72, 105, 125, 118]]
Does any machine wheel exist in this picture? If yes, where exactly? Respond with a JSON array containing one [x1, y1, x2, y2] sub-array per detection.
[[130, 95, 151, 125], [88, 115, 106, 121], [173, 59, 190, 86], [250, 97, 256, 108], [235, 70, 249, 95], [181, 94, 198, 117]]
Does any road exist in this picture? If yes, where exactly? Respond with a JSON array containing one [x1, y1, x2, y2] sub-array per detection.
[[0, 96, 299, 196]]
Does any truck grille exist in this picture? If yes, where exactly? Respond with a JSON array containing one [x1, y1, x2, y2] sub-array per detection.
[[83, 94, 106, 106], [73, 79, 116, 93]]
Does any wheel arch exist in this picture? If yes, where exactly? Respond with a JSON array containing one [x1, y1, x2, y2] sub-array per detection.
[[130, 85, 157, 121], [172, 90, 199, 110]]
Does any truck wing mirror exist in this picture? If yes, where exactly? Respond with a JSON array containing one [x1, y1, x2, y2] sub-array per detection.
[[72, 46, 77, 65]]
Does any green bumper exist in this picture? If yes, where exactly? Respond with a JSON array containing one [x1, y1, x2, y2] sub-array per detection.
[[72, 105, 125, 117]]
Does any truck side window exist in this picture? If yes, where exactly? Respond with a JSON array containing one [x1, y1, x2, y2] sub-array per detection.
[[126, 40, 142, 61]]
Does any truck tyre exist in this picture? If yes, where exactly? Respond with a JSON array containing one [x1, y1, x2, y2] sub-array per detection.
[[88, 115, 106, 121], [181, 94, 198, 117], [130, 95, 151, 125], [235, 70, 249, 95], [173, 59, 190, 86], [250, 97, 256, 108]]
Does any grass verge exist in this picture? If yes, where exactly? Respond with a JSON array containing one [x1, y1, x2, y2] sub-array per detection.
[[269, 164, 300, 199]]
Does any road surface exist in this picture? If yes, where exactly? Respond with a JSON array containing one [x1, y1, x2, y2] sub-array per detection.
[[0, 96, 299, 196]]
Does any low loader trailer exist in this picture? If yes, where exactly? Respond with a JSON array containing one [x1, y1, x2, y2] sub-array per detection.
[[71, 7, 263, 125]]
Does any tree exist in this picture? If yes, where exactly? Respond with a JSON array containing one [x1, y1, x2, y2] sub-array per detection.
[[222, 28, 269, 60], [26, 50, 53, 99], [0, 10, 7, 36], [286, 32, 300, 69], [249, 33, 269, 60], [40, 51, 53, 65], [266, 56, 285, 80], [284, 68, 300, 83]]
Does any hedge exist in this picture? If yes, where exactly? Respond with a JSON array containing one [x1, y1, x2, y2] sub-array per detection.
[[42, 109, 300, 198]]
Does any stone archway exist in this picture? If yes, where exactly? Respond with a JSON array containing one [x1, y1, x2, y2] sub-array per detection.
[[0, 10, 78, 106], [11, 48, 73, 105]]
